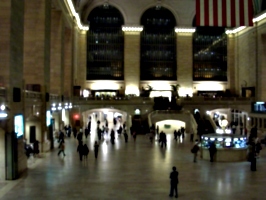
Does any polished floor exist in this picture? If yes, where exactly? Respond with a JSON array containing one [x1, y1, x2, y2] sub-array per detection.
[[0, 131, 265, 200]]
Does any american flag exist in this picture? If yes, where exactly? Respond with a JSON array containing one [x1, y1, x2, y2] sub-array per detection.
[[196, 0, 253, 27]]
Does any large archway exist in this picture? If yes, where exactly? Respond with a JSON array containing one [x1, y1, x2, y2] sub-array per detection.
[[82, 108, 129, 140]]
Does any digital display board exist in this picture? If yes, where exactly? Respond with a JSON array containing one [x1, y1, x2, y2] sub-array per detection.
[[251, 102, 266, 113], [14, 114, 24, 138], [46, 110, 51, 126]]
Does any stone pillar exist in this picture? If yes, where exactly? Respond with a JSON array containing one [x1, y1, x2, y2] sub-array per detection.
[[124, 31, 141, 96], [63, 28, 73, 99], [176, 32, 193, 96], [257, 25, 266, 100], [0, 0, 25, 180], [76, 30, 87, 89], [50, 10, 63, 95], [227, 35, 236, 94], [24, 0, 51, 152]]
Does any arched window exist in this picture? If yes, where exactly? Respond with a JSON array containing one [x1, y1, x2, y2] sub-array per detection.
[[193, 19, 227, 81], [87, 5, 124, 80], [140, 7, 177, 80]]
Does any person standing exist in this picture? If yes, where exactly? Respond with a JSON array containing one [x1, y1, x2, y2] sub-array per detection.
[[110, 129, 115, 144], [161, 132, 167, 148], [209, 142, 217, 162], [77, 141, 84, 161], [191, 140, 200, 163], [248, 141, 257, 171], [33, 140, 40, 157], [174, 130, 178, 141], [132, 131, 137, 142], [94, 141, 99, 159], [169, 166, 179, 198]]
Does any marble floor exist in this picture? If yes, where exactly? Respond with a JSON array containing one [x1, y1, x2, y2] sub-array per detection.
[[0, 132, 265, 200]]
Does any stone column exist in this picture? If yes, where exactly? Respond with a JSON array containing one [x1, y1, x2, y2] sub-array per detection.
[[227, 35, 236, 94], [176, 32, 193, 96], [124, 31, 141, 96], [24, 0, 51, 152], [257, 25, 266, 100], [0, 0, 25, 180], [50, 10, 63, 95], [63, 28, 73, 99], [76, 30, 87, 89]]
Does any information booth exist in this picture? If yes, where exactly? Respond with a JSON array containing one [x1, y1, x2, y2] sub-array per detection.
[[200, 134, 248, 162]]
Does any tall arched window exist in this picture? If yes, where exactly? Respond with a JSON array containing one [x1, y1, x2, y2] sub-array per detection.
[[87, 5, 124, 80], [140, 7, 177, 80], [193, 19, 227, 81]]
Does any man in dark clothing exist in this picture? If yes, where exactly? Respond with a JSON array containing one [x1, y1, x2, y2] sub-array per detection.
[[77, 141, 84, 161], [169, 166, 179, 198], [209, 142, 217, 162]]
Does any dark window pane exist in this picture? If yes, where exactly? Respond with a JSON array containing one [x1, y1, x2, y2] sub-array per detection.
[[141, 7, 177, 80], [87, 5, 124, 80], [193, 27, 227, 81]]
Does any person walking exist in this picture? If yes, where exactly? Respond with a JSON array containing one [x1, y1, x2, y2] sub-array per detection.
[[110, 129, 115, 144], [191, 140, 200, 163], [58, 140, 66, 157], [77, 129, 83, 144], [132, 131, 137, 142], [77, 141, 84, 161], [83, 144, 89, 160], [124, 129, 128, 143], [174, 130, 178, 141], [161, 132, 167, 148], [94, 141, 99, 159], [169, 166, 179, 198]]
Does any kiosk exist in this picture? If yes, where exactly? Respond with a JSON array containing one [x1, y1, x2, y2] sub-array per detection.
[[200, 134, 248, 162]]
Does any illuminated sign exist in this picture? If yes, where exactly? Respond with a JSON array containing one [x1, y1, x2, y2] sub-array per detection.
[[14, 114, 24, 138]]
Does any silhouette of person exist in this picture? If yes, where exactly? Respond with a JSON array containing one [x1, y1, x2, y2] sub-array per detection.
[[161, 132, 167, 148], [77, 141, 84, 161], [110, 129, 115, 144], [248, 141, 257, 171], [58, 140, 65, 157], [169, 166, 179, 198], [132, 131, 137, 142], [192, 140, 200, 163], [124, 130, 128, 143], [209, 142, 217, 162], [94, 141, 99, 159], [83, 144, 89, 160]]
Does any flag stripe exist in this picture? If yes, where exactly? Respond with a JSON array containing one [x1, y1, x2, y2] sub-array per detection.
[[200, 0, 205, 25], [226, 0, 231, 27], [196, 0, 253, 27], [209, 0, 213, 26], [222, 0, 227, 26], [240, 0, 245, 25], [248, 0, 253, 25], [218, 0, 222, 26], [196, 0, 201, 26], [231, 0, 236, 27], [235, 0, 240, 27], [213, 0, 218, 26], [204, 0, 209, 26]]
